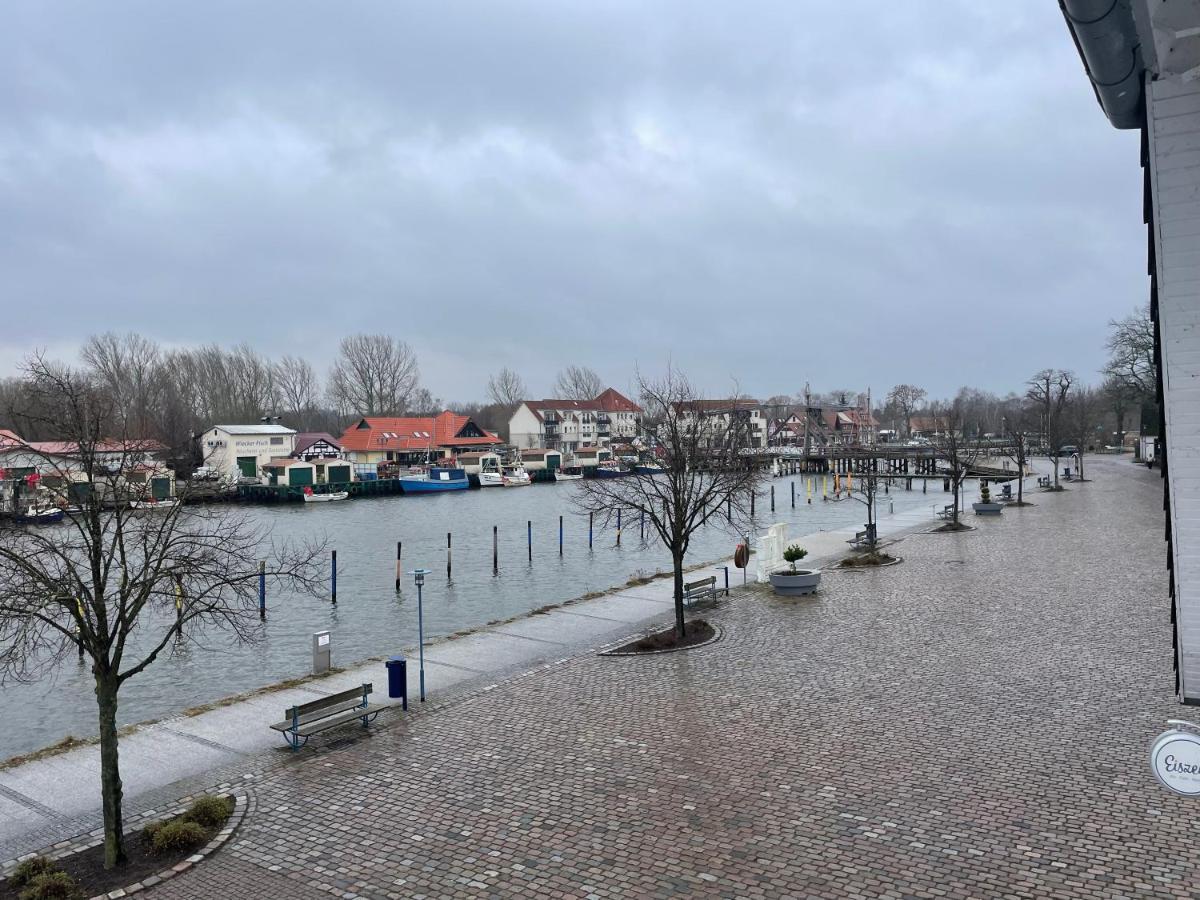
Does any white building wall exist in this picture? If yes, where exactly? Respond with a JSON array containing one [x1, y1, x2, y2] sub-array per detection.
[[508, 405, 544, 450], [1148, 74, 1200, 702], [202, 428, 295, 478]]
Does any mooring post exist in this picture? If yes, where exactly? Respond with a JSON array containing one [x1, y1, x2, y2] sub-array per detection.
[[616, 508, 622, 546], [258, 560, 266, 621], [331, 550, 337, 604], [447, 531, 452, 581], [493, 525, 499, 575], [640, 507, 645, 540], [770, 485, 775, 512], [750, 490, 756, 517], [589, 511, 594, 549], [527, 519, 532, 562], [559, 515, 564, 556], [395, 541, 403, 592], [791, 481, 795, 508]]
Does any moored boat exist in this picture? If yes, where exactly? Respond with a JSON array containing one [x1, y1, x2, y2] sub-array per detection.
[[17, 505, 65, 524], [592, 460, 631, 478], [501, 462, 532, 487], [129, 498, 180, 511], [399, 466, 470, 493], [635, 462, 666, 475], [302, 487, 350, 503], [555, 466, 584, 482]]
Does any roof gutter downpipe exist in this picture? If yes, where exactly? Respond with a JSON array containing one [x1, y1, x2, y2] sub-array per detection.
[[1060, 0, 1145, 129]]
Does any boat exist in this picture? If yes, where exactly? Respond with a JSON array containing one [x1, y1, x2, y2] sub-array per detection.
[[592, 460, 631, 478], [17, 505, 65, 524], [635, 462, 666, 475], [302, 487, 349, 503], [500, 462, 532, 487], [129, 498, 180, 511], [399, 466, 470, 493], [555, 466, 584, 482]]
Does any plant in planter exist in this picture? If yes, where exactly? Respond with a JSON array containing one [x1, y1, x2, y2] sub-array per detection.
[[972, 481, 1003, 516], [768, 544, 821, 596]]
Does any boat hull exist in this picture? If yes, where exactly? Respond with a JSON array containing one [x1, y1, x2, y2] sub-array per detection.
[[303, 491, 349, 503], [130, 500, 180, 511], [592, 468, 631, 478], [18, 510, 64, 524], [400, 479, 469, 493]]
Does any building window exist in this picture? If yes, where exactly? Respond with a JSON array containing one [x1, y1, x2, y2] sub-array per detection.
[[270, 437, 284, 445]]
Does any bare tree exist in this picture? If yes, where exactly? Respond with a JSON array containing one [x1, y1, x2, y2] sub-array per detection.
[[81, 332, 164, 439], [930, 400, 985, 528], [1001, 410, 1036, 506], [886, 384, 927, 437], [1063, 384, 1104, 480], [487, 367, 528, 406], [1102, 375, 1136, 448], [574, 368, 761, 637], [328, 334, 420, 416], [0, 357, 325, 870], [274, 355, 321, 424], [1103, 303, 1156, 399], [553, 365, 603, 401], [1026, 369, 1074, 490]]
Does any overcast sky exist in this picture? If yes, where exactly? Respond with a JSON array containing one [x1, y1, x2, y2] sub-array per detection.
[[0, 1, 1144, 404]]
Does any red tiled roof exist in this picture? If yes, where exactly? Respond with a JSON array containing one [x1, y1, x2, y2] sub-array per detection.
[[339, 411, 501, 452], [594, 388, 642, 413]]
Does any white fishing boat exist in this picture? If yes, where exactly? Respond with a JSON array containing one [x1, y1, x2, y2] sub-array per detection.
[[17, 505, 65, 524], [129, 498, 180, 511], [302, 488, 349, 503], [501, 462, 532, 487], [555, 466, 584, 482]]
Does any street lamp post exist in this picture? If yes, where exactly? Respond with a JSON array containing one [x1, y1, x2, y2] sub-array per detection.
[[408, 568, 430, 701]]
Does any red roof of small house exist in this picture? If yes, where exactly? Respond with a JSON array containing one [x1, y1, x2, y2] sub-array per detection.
[[0, 429, 22, 449], [24, 439, 166, 457], [339, 411, 501, 452]]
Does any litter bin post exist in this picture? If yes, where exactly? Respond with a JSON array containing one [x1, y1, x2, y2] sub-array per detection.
[[312, 630, 331, 675], [385, 655, 408, 710]]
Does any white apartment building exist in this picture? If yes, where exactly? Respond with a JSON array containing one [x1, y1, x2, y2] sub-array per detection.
[[508, 388, 643, 453], [200, 425, 296, 480], [674, 400, 769, 450]]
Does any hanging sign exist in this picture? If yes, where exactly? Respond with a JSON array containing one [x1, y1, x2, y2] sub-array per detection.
[[1150, 724, 1200, 796]]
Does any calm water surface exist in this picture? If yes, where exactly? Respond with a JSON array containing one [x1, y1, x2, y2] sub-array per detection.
[[0, 477, 938, 756]]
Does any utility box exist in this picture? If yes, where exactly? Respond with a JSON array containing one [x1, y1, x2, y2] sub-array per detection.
[[312, 630, 331, 675]]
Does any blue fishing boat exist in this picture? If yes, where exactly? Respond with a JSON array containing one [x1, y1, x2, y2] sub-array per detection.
[[592, 460, 632, 478], [635, 462, 666, 475], [399, 466, 469, 493]]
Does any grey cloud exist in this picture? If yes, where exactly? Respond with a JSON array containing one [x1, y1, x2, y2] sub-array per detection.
[[0, 1, 1142, 401]]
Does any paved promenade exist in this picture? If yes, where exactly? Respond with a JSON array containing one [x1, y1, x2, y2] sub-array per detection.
[[137, 457, 1195, 898], [0, 487, 938, 857]]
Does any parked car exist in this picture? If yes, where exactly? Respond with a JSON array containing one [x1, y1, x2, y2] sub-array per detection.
[[190, 466, 221, 481], [1058, 445, 1079, 457]]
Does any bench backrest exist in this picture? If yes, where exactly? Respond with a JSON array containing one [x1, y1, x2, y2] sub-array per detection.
[[285, 683, 371, 726], [684, 576, 716, 592]]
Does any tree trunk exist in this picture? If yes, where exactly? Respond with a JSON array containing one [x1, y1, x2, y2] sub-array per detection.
[[671, 546, 686, 638], [1052, 453, 1060, 489], [96, 676, 126, 869]]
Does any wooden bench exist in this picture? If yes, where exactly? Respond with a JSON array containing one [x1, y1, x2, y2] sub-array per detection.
[[936, 504, 954, 520], [998, 484, 1013, 501], [270, 683, 379, 752], [848, 524, 877, 549], [684, 576, 718, 608], [1037, 475, 1051, 488]]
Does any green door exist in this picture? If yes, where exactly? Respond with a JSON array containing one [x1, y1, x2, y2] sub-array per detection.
[[327, 464, 351, 484], [289, 467, 314, 486], [237, 456, 257, 478], [151, 477, 171, 500]]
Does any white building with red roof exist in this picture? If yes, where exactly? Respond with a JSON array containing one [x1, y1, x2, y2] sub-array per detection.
[[338, 411, 501, 467], [508, 389, 643, 452]]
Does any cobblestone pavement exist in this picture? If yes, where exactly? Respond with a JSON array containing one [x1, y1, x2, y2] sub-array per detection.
[[150, 458, 1194, 899]]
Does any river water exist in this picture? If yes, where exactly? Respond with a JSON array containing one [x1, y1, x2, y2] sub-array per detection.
[[0, 477, 939, 757]]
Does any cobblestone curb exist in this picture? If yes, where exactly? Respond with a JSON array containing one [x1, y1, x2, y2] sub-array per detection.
[[0, 790, 247, 898], [599, 622, 724, 656]]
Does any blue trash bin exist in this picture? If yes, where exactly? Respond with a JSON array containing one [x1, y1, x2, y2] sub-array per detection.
[[385, 655, 408, 710]]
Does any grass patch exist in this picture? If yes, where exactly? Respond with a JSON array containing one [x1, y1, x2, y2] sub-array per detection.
[[609, 620, 716, 654]]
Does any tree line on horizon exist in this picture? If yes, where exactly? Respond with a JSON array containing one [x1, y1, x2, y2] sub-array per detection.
[[0, 303, 1156, 464]]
